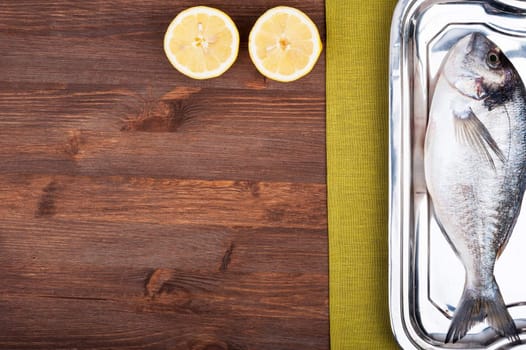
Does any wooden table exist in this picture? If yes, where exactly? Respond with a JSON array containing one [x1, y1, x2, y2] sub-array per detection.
[[0, 1, 327, 349]]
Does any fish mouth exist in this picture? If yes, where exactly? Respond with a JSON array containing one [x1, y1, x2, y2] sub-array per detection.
[[474, 77, 487, 100], [448, 74, 488, 101]]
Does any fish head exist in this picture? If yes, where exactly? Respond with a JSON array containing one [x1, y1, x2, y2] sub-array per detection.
[[442, 33, 517, 106]]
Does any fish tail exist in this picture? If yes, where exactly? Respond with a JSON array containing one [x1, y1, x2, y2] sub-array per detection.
[[445, 282, 519, 343]]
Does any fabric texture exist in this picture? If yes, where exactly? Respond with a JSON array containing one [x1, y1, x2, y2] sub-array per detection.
[[326, 1, 399, 348]]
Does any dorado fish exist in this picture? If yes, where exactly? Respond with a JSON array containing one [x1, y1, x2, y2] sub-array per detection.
[[425, 32, 526, 343]]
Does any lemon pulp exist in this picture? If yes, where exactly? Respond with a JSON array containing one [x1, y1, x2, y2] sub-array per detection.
[[249, 6, 322, 82], [164, 6, 239, 79]]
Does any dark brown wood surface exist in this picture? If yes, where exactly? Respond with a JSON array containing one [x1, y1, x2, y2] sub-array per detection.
[[0, 1, 327, 349]]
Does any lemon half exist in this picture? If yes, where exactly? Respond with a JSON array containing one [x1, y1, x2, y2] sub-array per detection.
[[164, 6, 240, 79], [248, 6, 323, 82]]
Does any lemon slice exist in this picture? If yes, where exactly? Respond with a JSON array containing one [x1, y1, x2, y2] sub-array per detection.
[[248, 6, 322, 82], [164, 6, 239, 79]]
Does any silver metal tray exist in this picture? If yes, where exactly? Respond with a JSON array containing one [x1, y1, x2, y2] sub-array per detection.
[[389, 0, 526, 348]]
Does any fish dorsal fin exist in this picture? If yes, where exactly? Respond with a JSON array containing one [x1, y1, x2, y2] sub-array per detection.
[[454, 108, 506, 169]]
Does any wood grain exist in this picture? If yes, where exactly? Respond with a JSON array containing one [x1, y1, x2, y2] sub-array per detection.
[[0, 86, 325, 182], [0, 1, 325, 92], [0, 0, 327, 349], [0, 175, 326, 228]]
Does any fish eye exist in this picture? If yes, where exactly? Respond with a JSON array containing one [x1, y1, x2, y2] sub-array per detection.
[[486, 50, 501, 69]]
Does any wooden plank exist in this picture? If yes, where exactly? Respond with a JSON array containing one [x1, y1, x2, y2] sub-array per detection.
[[0, 297, 328, 350], [0, 0, 325, 92], [0, 267, 327, 320], [0, 175, 326, 229], [0, 0, 325, 42], [0, 85, 325, 129], [0, 219, 327, 274]]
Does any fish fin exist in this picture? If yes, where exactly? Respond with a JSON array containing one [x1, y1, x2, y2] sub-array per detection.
[[445, 281, 519, 344], [454, 108, 506, 169]]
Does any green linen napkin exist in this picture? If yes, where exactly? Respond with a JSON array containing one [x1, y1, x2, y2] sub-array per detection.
[[326, 1, 399, 348]]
